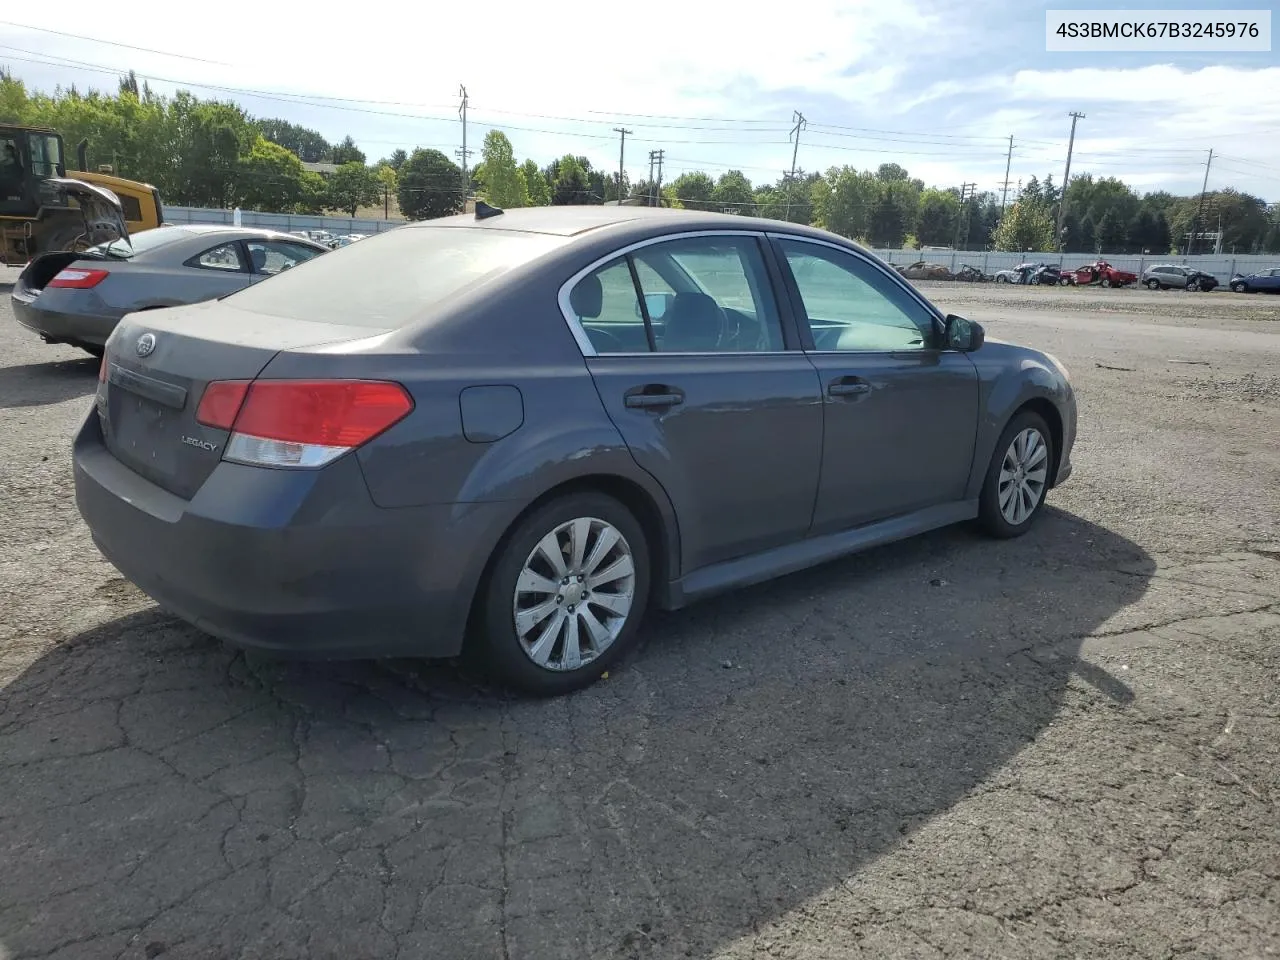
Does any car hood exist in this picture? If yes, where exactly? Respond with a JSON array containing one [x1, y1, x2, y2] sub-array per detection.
[[44, 178, 131, 253]]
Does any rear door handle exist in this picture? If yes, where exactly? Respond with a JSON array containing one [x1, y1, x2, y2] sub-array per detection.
[[827, 379, 871, 397], [624, 386, 684, 409]]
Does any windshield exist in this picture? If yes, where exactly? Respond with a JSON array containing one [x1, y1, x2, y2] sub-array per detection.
[[223, 226, 570, 328], [86, 225, 190, 259]]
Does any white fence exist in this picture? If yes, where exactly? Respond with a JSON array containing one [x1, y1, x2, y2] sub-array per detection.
[[870, 248, 1278, 283], [164, 205, 1278, 282], [165, 206, 406, 235]]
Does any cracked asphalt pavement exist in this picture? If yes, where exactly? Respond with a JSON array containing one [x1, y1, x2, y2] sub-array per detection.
[[1, 269, 1277, 959]]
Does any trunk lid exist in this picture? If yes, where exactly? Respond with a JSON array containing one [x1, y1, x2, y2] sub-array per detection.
[[99, 302, 386, 499], [43, 178, 132, 253]]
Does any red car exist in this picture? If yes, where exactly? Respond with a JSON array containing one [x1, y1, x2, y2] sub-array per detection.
[[1071, 260, 1137, 288]]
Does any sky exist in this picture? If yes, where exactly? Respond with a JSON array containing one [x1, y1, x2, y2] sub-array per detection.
[[1, 0, 1278, 201]]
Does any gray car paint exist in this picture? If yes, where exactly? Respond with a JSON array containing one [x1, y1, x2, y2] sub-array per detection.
[[74, 206, 1076, 661], [11, 225, 328, 350]]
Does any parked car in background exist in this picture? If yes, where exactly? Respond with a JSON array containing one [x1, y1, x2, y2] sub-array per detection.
[[953, 264, 992, 282], [1143, 264, 1219, 291], [897, 260, 953, 281], [10, 225, 328, 356], [1072, 260, 1138, 288], [1228, 267, 1280, 293], [75, 206, 1076, 696], [994, 263, 1065, 285]]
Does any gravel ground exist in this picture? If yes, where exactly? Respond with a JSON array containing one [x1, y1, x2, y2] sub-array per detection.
[[1, 270, 1278, 960]]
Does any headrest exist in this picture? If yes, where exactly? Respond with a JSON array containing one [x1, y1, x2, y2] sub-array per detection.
[[570, 272, 603, 319], [662, 292, 722, 352]]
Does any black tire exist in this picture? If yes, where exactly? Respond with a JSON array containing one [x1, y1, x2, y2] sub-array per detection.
[[977, 409, 1055, 539], [474, 491, 652, 696], [1100, 277, 1111, 288], [995, 274, 1008, 283], [1186, 279, 1200, 292], [1231, 282, 1246, 293], [1146, 279, 1160, 291]]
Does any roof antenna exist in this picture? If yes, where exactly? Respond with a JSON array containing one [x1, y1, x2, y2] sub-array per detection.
[[475, 199, 504, 220]]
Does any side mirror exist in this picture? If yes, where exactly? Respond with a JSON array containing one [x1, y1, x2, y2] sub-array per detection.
[[635, 292, 674, 321], [944, 314, 985, 352]]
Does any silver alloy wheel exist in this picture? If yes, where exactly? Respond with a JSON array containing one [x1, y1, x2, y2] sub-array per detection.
[[998, 427, 1049, 526], [512, 517, 636, 672]]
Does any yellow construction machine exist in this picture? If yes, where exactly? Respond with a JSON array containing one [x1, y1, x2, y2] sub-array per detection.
[[1, 124, 164, 265]]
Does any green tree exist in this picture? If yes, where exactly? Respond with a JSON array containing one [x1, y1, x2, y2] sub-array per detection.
[[385, 148, 407, 171], [712, 170, 754, 211], [1078, 215, 1097, 253], [331, 135, 365, 165], [476, 130, 528, 208], [992, 200, 1056, 251], [915, 188, 958, 246], [869, 187, 908, 248], [1096, 208, 1128, 251], [521, 159, 550, 206], [811, 166, 877, 239], [257, 118, 330, 163], [1021, 175, 1042, 206], [397, 148, 463, 219], [551, 155, 589, 205], [672, 171, 715, 211], [326, 161, 381, 216], [237, 136, 307, 212]]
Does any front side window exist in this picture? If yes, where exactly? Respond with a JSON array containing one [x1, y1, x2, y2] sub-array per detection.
[[777, 239, 936, 352], [569, 234, 785, 354], [27, 135, 62, 179]]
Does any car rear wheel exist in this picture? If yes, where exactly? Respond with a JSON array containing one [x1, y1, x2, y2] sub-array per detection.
[[476, 492, 651, 696], [977, 410, 1054, 539], [1187, 279, 1200, 292]]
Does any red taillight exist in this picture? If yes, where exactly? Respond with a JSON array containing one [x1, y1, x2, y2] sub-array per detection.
[[195, 379, 413, 468], [48, 268, 109, 289], [195, 380, 251, 429], [233, 380, 413, 447], [98, 353, 108, 382]]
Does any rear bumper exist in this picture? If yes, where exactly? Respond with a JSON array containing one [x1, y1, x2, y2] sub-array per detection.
[[11, 291, 119, 347], [73, 411, 513, 660]]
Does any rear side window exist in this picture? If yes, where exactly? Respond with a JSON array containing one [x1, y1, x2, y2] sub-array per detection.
[[224, 226, 569, 328]]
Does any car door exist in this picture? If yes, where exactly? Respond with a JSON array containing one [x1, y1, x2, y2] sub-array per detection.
[[567, 231, 824, 572], [1261, 268, 1280, 291], [770, 234, 980, 535], [182, 240, 256, 299]]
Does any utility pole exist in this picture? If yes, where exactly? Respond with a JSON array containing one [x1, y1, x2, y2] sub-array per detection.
[[613, 127, 632, 205], [785, 110, 807, 222], [456, 85, 471, 201], [651, 149, 665, 207], [1055, 111, 1085, 250], [953, 182, 976, 249], [1189, 148, 1213, 254], [647, 150, 657, 207], [1000, 135, 1014, 216]]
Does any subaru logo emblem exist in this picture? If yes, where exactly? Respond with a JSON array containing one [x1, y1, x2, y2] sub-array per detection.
[[135, 333, 156, 358]]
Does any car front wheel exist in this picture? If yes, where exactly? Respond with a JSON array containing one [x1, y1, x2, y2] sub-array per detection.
[[1230, 282, 1247, 293], [476, 492, 651, 696], [978, 410, 1055, 539], [1146, 279, 1160, 290]]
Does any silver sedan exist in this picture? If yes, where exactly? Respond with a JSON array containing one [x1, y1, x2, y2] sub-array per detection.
[[10, 224, 329, 356]]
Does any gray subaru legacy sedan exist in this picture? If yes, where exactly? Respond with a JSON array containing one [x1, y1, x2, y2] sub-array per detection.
[[74, 205, 1076, 696]]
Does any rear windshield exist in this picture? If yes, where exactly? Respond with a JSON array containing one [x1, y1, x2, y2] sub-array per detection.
[[88, 225, 191, 259], [222, 226, 569, 328]]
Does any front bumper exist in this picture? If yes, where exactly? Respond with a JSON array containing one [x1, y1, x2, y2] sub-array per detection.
[[73, 411, 511, 660], [11, 290, 118, 347]]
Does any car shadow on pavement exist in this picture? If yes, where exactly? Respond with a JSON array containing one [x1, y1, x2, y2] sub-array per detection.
[[0, 357, 99, 409], [0, 508, 1152, 960]]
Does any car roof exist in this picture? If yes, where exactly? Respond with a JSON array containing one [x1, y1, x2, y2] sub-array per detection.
[[412, 204, 894, 259], [170, 224, 319, 241]]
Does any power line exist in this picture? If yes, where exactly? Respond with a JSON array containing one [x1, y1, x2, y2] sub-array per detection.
[[0, 19, 231, 65]]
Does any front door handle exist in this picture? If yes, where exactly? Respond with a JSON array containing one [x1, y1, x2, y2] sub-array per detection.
[[827, 379, 871, 397], [625, 391, 684, 409]]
